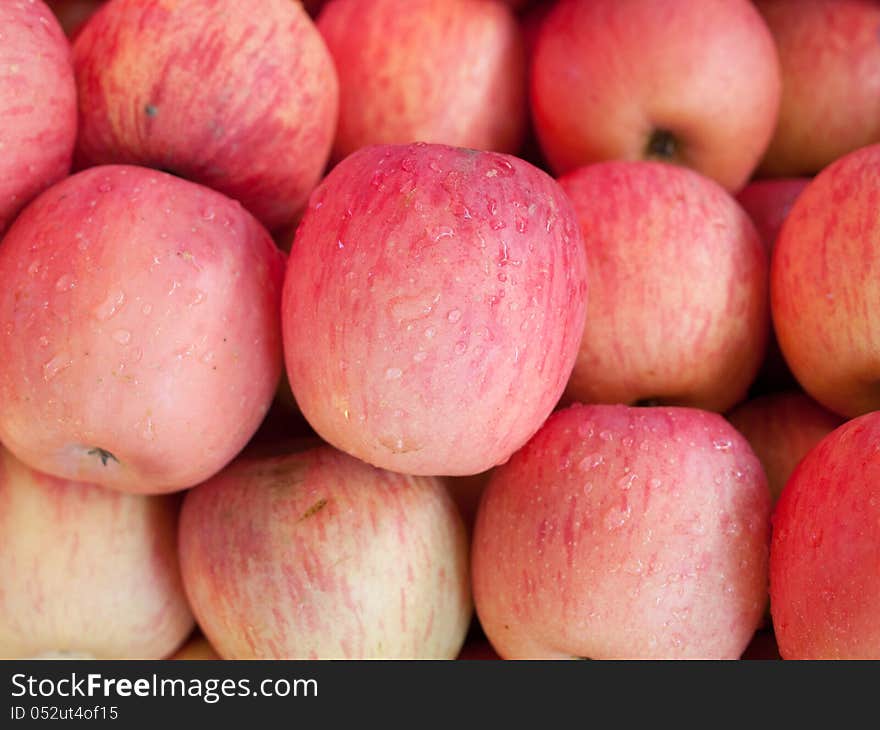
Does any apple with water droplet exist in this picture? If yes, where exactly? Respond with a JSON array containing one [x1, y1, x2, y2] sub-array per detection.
[[530, 0, 781, 192], [472, 403, 771, 659], [179, 444, 472, 658], [0, 445, 193, 658], [317, 0, 526, 162], [0, 0, 77, 236], [771, 411, 880, 658], [72, 0, 338, 231], [0, 165, 285, 494], [282, 142, 588, 476]]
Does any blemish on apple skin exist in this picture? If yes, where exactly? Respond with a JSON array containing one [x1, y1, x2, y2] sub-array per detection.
[[86, 448, 118, 467], [298, 498, 328, 522], [145, 104, 158, 117], [378, 436, 422, 454]]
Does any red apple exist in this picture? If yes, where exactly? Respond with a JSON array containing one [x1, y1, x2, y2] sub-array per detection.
[[558, 161, 768, 412], [73, 0, 338, 231], [0, 165, 285, 494], [0, 0, 77, 235], [45, 0, 104, 38], [472, 403, 771, 659], [735, 178, 809, 391], [756, 0, 880, 177], [770, 412, 880, 659], [179, 445, 472, 659], [531, 0, 781, 192], [282, 142, 588, 476], [726, 392, 843, 503], [771, 144, 880, 418], [0, 446, 193, 658], [317, 0, 526, 162]]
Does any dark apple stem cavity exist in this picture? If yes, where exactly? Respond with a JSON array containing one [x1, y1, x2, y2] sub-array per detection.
[[87, 447, 118, 467], [645, 128, 678, 161]]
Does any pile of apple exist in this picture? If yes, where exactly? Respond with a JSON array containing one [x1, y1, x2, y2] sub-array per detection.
[[1, 0, 878, 662]]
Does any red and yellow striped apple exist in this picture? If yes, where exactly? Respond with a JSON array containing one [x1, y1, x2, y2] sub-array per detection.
[[179, 445, 472, 659], [283, 142, 588, 476], [317, 0, 526, 162], [531, 0, 781, 191], [0, 0, 77, 235], [473, 404, 771, 659], [0, 165, 285, 494], [771, 412, 880, 658], [771, 144, 880, 418], [756, 0, 880, 177], [559, 161, 768, 412], [73, 0, 338, 231], [0, 446, 193, 659]]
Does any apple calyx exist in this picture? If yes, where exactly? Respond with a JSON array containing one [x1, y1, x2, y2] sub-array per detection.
[[644, 128, 679, 161], [87, 447, 118, 466]]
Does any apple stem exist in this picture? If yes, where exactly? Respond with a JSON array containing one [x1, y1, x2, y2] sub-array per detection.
[[645, 129, 678, 160], [87, 447, 118, 467]]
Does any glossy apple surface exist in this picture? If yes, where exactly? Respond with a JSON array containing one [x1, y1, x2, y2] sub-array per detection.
[[179, 445, 472, 659], [756, 0, 880, 176], [771, 412, 880, 658], [0, 0, 77, 235], [559, 161, 767, 412], [0, 446, 193, 658], [771, 144, 880, 417], [473, 403, 771, 659], [318, 0, 526, 161], [283, 142, 588, 476], [0, 165, 285, 494], [73, 0, 338, 231], [531, 0, 781, 191]]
